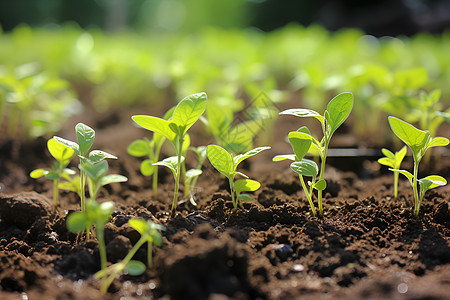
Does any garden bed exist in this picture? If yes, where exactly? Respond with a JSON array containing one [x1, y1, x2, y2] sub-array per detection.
[[0, 104, 449, 300]]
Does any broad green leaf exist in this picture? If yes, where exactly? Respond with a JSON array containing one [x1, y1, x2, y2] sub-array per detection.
[[233, 146, 271, 168], [89, 150, 117, 163], [290, 159, 319, 178], [171, 92, 207, 135], [99, 174, 128, 187], [381, 148, 395, 160], [378, 157, 394, 168], [419, 176, 447, 193], [30, 169, 47, 178], [140, 159, 155, 176], [128, 219, 148, 235], [127, 139, 152, 157], [238, 194, 253, 202], [186, 169, 202, 181], [389, 168, 414, 186], [153, 156, 184, 175], [48, 138, 74, 162], [235, 179, 260, 194], [81, 160, 108, 182], [426, 137, 449, 149], [396, 146, 407, 163], [132, 115, 176, 142], [388, 116, 430, 156], [314, 179, 327, 191], [125, 260, 146, 276], [272, 154, 296, 162], [76, 123, 95, 157], [279, 108, 325, 124], [206, 145, 233, 177], [53, 136, 80, 155], [325, 92, 353, 135], [67, 212, 90, 233], [288, 131, 312, 161]]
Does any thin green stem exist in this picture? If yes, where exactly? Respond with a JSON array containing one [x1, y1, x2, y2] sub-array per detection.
[[96, 223, 107, 270], [394, 172, 399, 198], [228, 177, 236, 208], [317, 142, 329, 217], [53, 180, 59, 207], [299, 175, 316, 217], [80, 170, 86, 212], [171, 137, 183, 217], [413, 157, 420, 217]]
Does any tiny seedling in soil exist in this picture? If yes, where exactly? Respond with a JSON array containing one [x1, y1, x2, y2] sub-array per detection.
[[377, 146, 407, 198], [388, 116, 448, 217], [30, 137, 75, 207], [278, 92, 353, 217], [94, 219, 164, 294], [132, 92, 207, 216], [53, 123, 117, 212], [206, 145, 270, 208]]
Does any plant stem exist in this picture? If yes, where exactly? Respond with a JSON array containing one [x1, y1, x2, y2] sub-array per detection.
[[96, 223, 107, 270], [299, 175, 316, 217], [394, 172, 399, 198], [80, 170, 86, 212], [228, 177, 236, 208], [53, 179, 59, 207], [413, 157, 420, 217], [317, 142, 329, 217], [171, 137, 183, 217]]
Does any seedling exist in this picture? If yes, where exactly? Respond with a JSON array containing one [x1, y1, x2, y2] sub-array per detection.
[[54, 123, 117, 212], [388, 116, 448, 217], [132, 92, 207, 216], [273, 129, 322, 216], [94, 219, 164, 294], [377, 146, 407, 198], [30, 137, 75, 207], [184, 145, 207, 205], [127, 107, 175, 197], [278, 92, 353, 217], [206, 145, 270, 208]]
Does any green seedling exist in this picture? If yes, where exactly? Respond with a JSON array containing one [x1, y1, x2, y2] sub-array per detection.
[[206, 145, 270, 208], [94, 219, 164, 294], [273, 129, 323, 216], [184, 145, 207, 205], [377, 146, 407, 198], [30, 137, 75, 207], [67, 199, 115, 271], [279, 92, 353, 217], [132, 92, 207, 216], [388, 116, 448, 217], [54, 123, 117, 212], [127, 107, 175, 198]]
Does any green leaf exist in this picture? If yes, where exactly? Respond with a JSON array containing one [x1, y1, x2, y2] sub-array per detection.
[[381, 148, 395, 160], [47, 138, 74, 162], [389, 168, 414, 186], [272, 154, 296, 162], [314, 179, 327, 191], [426, 137, 449, 149], [99, 174, 128, 187], [186, 169, 202, 181], [128, 219, 148, 236], [182, 134, 191, 154], [235, 179, 260, 194], [81, 160, 108, 182], [125, 260, 146, 276], [396, 146, 407, 163], [30, 169, 47, 179], [132, 115, 176, 142], [418, 175, 447, 193], [378, 157, 394, 168], [67, 212, 90, 233], [279, 108, 325, 124], [53, 136, 80, 156], [127, 139, 152, 157], [140, 159, 155, 176], [44, 172, 60, 181], [288, 131, 312, 161], [76, 123, 95, 157], [233, 146, 271, 168], [388, 116, 430, 157], [206, 102, 232, 138], [153, 156, 184, 175], [238, 194, 253, 202], [325, 92, 353, 136], [290, 159, 319, 178], [89, 150, 117, 163], [171, 92, 208, 136], [206, 145, 233, 177]]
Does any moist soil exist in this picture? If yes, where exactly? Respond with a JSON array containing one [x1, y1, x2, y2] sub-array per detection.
[[0, 104, 449, 300]]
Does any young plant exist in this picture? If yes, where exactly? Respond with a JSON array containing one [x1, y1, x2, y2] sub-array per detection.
[[206, 145, 270, 208], [279, 92, 353, 217], [132, 92, 207, 216], [67, 199, 115, 271], [30, 137, 75, 207], [388, 116, 448, 217], [377, 146, 407, 198], [184, 145, 207, 205], [273, 129, 322, 216], [94, 219, 164, 294], [53, 123, 117, 212]]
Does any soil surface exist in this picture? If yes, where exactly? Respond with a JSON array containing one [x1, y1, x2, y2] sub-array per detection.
[[0, 102, 449, 300]]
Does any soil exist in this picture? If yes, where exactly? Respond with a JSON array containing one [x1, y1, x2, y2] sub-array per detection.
[[0, 102, 449, 300]]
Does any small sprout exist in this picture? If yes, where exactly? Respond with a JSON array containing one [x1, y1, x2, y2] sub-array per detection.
[[278, 93, 353, 217], [132, 92, 207, 216], [30, 137, 75, 207], [377, 146, 407, 198], [388, 116, 448, 217], [206, 145, 270, 208], [183, 145, 207, 205], [94, 219, 164, 294]]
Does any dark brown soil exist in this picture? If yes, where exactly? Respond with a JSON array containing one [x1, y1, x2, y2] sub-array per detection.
[[0, 105, 449, 300]]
